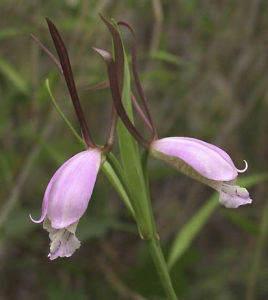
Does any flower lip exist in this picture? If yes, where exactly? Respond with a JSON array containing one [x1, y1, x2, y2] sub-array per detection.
[[151, 137, 239, 181], [219, 183, 252, 208], [44, 218, 81, 260]]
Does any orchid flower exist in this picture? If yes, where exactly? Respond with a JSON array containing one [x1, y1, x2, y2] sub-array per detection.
[[150, 137, 252, 208], [31, 149, 102, 260]]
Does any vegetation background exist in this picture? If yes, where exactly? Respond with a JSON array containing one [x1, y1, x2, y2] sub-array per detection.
[[0, 0, 267, 299]]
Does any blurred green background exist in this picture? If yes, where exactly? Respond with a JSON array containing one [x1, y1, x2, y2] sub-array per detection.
[[0, 0, 268, 299]]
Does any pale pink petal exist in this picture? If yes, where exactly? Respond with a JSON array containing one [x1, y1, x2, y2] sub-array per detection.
[[30, 151, 84, 224], [151, 137, 238, 181], [46, 148, 101, 229], [176, 137, 235, 166]]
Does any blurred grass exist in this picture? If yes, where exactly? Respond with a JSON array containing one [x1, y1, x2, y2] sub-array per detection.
[[0, 0, 268, 299], [168, 173, 268, 270]]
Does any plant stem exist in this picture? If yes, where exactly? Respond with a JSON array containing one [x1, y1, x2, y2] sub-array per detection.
[[147, 237, 177, 299], [141, 151, 177, 299]]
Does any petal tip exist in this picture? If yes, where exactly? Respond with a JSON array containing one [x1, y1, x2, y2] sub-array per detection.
[[236, 160, 248, 173], [29, 213, 45, 224]]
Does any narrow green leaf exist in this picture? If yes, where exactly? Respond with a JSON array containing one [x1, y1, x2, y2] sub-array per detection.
[[237, 173, 268, 187], [0, 26, 30, 41], [45, 78, 85, 148], [223, 210, 259, 235], [0, 27, 29, 40], [168, 194, 218, 269], [113, 21, 153, 237], [150, 50, 189, 67], [0, 57, 28, 93], [106, 152, 129, 194], [168, 173, 268, 269], [102, 161, 135, 218]]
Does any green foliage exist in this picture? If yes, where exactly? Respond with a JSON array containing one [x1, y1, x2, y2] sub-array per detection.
[[168, 192, 218, 270], [150, 50, 189, 67], [168, 174, 268, 270], [0, 57, 29, 93], [0, 27, 29, 40]]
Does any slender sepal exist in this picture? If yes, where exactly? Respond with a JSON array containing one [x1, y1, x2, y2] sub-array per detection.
[[46, 18, 95, 148]]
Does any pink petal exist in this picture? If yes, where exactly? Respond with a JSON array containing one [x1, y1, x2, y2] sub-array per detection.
[[151, 137, 238, 181], [46, 148, 101, 229], [178, 137, 235, 166], [30, 151, 84, 224]]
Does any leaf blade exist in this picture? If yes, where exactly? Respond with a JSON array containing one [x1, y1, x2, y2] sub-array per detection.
[[168, 173, 268, 269]]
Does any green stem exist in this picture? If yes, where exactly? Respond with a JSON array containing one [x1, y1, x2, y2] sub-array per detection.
[[147, 237, 177, 300], [101, 160, 135, 218], [142, 150, 177, 299], [142, 150, 158, 238]]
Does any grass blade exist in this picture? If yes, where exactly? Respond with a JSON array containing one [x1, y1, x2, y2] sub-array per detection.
[[168, 173, 268, 269]]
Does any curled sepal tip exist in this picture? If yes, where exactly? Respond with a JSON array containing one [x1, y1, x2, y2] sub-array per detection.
[[236, 160, 248, 173]]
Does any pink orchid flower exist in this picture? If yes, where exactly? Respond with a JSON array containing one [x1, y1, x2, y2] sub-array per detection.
[[31, 149, 101, 260], [150, 137, 252, 208]]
